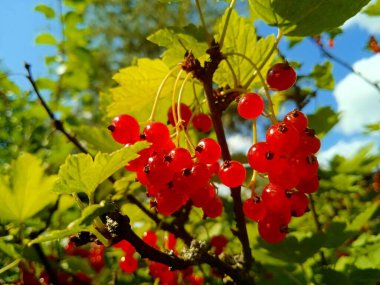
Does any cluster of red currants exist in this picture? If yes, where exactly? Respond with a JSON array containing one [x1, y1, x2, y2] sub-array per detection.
[[108, 106, 248, 218], [65, 241, 105, 273], [243, 109, 320, 243]]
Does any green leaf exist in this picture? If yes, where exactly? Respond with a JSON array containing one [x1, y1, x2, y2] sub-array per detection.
[[347, 203, 378, 232], [35, 4, 55, 18], [108, 58, 195, 122], [0, 153, 57, 222], [0, 238, 20, 259], [364, 122, 380, 133], [53, 141, 149, 195], [249, 0, 370, 36], [35, 78, 56, 91], [147, 28, 208, 67], [74, 126, 120, 153], [364, 0, 380, 16], [28, 204, 113, 245], [308, 106, 339, 138], [35, 33, 57, 45], [214, 10, 276, 88], [337, 143, 380, 173], [310, 61, 334, 90]]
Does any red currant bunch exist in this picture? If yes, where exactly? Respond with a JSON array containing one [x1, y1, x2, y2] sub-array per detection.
[[114, 240, 139, 274], [245, 109, 320, 243]]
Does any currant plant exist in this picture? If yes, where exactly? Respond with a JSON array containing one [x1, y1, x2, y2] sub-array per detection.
[[2, 0, 379, 285]]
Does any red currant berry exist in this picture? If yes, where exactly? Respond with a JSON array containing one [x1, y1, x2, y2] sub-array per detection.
[[108, 114, 140, 144], [125, 145, 154, 172], [143, 230, 158, 248], [165, 148, 194, 173], [192, 113, 213, 132], [243, 196, 267, 222], [283, 109, 308, 132], [237, 93, 265, 119], [164, 233, 176, 250], [290, 151, 319, 179], [89, 244, 105, 272], [258, 214, 288, 243], [296, 175, 319, 194], [289, 191, 309, 217], [211, 235, 228, 255], [156, 186, 187, 215], [119, 256, 138, 273], [195, 138, 221, 164], [299, 128, 321, 154], [268, 156, 299, 189], [219, 160, 246, 188], [113, 240, 135, 255], [167, 103, 192, 128], [266, 122, 300, 155], [143, 122, 171, 147], [190, 183, 216, 208], [261, 183, 291, 218], [144, 153, 174, 186], [202, 196, 223, 218], [247, 142, 275, 173], [266, 62, 297, 91]]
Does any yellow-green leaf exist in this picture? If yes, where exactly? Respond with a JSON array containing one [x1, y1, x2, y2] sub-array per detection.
[[53, 141, 149, 195], [35, 33, 57, 45], [108, 58, 195, 123], [0, 153, 57, 222], [35, 4, 55, 18]]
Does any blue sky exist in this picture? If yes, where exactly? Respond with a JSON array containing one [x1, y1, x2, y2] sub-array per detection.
[[1, 0, 379, 166]]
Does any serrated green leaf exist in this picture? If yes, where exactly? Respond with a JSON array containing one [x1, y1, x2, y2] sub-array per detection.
[[35, 4, 55, 18], [310, 61, 334, 90], [147, 28, 208, 67], [29, 204, 113, 245], [214, 10, 275, 88], [308, 106, 339, 138], [347, 203, 378, 232], [364, 0, 380, 16], [0, 153, 57, 222], [249, 0, 370, 36], [54, 141, 149, 195], [35, 33, 57, 45], [108, 58, 195, 122], [74, 126, 120, 153]]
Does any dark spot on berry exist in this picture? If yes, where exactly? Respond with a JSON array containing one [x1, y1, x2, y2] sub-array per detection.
[[107, 125, 115, 132], [195, 145, 203, 153], [266, 151, 274, 160]]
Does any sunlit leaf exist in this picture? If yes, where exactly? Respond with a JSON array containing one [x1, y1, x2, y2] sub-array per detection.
[[310, 61, 334, 90], [249, 0, 370, 36], [54, 141, 149, 194], [35, 33, 57, 45], [0, 153, 57, 222], [35, 4, 55, 18]]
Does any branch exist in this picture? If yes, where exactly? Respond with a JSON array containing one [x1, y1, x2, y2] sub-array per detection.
[[188, 42, 253, 271], [25, 63, 88, 154], [315, 42, 380, 93]]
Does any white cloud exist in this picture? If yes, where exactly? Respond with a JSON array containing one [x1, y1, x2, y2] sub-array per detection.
[[318, 139, 376, 167], [334, 54, 380, 134], [343, 13, 380, 35], [227, 133, 251, 154]]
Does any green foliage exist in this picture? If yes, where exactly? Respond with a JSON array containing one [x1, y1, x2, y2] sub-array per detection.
[[54, 141, 149, 195], [249, 0, 370, 36], [310, 61, 335, 90], [308, 106, 339, 138], [0, 153, 57, 223], [364, 0, 380, 16], [35, 33, 57, 45], [35, 4, 55, 19]]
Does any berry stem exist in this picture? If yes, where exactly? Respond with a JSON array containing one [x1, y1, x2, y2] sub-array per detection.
[[194, 0, 212, 46], [149, 65, 179, 122], [171, 69, 184, 145], [243, 28, 283, 88], [177, 72, 194, 148], [224, 52, 278, 123], [224, 57, 239, 87], [249, 119, 258, 198], [218, 0, 237, 50]]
